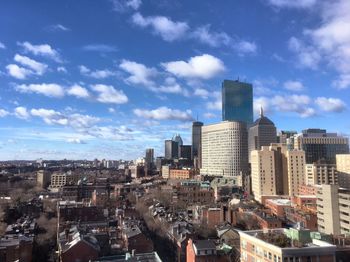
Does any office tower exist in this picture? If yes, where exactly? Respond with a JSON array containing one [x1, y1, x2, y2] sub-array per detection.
[[294, 129, 349, 164], [305, 161, 337, 185], [200, 121, 248, 177], [192, 121, 203, 163], [179, 145, 192, 160], [172, 133, 183, 156], [336, 154, 350, 188], [248, 107, 277, 162], [222, 79, 253, 125], [145, 148, 154, 169], [251, 143, 305, 202], [165, 140, 178, 160]]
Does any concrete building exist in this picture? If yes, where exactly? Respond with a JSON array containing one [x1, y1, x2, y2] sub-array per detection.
[[222, 79, 253, 126], [165, 140, 178, 160], [336, 154, 350, 189], [305, 162, 338, 185], [248, 108, 277, 162], [316, 184, 350, 235], [192, 121, 203, 168], [294, 129, 349, 164], [145, 148, 154, 168], [251, 144, 305, 202], [239, 228, 336, 262], [36, 169, 51, 188], [200, 121, 248, 177], [179, 145, 192, 160]]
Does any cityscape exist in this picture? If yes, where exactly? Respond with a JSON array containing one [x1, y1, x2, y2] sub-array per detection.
[[1, 1, 350, 262]]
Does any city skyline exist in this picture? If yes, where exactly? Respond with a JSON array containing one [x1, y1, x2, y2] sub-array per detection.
[[0, 0, 350, 160]]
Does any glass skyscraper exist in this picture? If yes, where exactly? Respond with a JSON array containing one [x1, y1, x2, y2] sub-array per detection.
[[222, 80, 253, 125]]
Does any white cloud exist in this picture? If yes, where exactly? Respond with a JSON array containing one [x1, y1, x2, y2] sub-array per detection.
[[315, 97, 346, 112], [14, 107, 30, 120], [108, 108, 116, 113], [91, 84, 128, 104], [254, 94, 316, 118], [15, 83, 65, 98], [47, 24, 70, 31], [162, 54, 225, 79], [191, 25, 257, 55], [30, 108, 100, 129], [206, 91, 221, 110], [283, 80, 305, 91], [57, 66, 67, 73], [194, 88, 210, 98], [192, 25, 231, 47], [288, 0, 350, 88], [132, 12, 189, 41], [79, 65, 115, 79], [119, 59, 157, 86], [67, 84, 90, 98], [234, 40, 257, 55], [111, 0, 142, 12], [82, 44, 118, 52], [0, 109, 9, 117], [288, 37, 321, 69], [267, 0, 317, 8], [14, 54, 47, 75], [0, 42, 5, 49], [133, 106, 193, 121], [18, 41, 61, 62], [6, 64, 32, 79], [67, 138, 86, 144]]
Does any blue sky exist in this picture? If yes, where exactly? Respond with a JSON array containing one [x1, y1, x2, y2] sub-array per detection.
[[0, 0, 349, 160]]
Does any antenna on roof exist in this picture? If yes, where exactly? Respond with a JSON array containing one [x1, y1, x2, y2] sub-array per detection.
[[260, 106, 264, 117]]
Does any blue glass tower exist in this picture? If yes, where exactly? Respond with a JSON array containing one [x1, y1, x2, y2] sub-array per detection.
[[222, 80, 253, 125]]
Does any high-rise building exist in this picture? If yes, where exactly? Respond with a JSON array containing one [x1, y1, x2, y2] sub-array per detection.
[[172, 133, 183, 158], [316, 184, 350, 235], [145, 148, 154, 168], [278, 130, 297, 144], [165, 140, 178, 160], [179, 145, 192, 160], [251, 143, 305, 202], [305, 161, 338, 185], [200, 121, 248, 177], [336, 154, 350, 188], [222, 80, 253, 125], [192, 121, 203, 166], [248, 108, 277, 162], [294, 129, 349, 164]]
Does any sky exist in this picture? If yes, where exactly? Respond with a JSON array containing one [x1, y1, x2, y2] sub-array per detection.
[[0, 0, 349, 160]]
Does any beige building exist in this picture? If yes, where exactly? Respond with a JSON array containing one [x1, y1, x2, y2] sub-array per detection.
[[200, 121, 248, 177], [36, 170, 51, 188], [251, 146, 276, 203], [316, 184, 350, 235], [251, 143, 305, 202], [305, 162, 337, 185], [336, 154, 350, 188], [49, 171, 84, 191]]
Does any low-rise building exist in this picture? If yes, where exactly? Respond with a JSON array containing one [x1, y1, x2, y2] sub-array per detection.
[[0, 235, 33, 262], [169, 168, 195, 180], [265, 199, 291, 218], [239, 228, 336, 262]]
